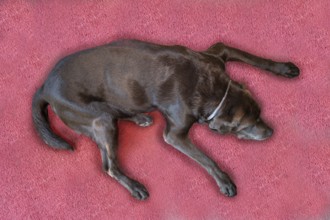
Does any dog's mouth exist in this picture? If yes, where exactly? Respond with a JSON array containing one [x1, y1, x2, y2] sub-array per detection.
[[236, 126, 273, 141], [210, 128, 229, 135], [208, 116, 273, 140], [211, 128, 272, 141]]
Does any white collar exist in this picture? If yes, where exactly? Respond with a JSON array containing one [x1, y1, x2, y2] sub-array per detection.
[[207, 80, 232, 121]]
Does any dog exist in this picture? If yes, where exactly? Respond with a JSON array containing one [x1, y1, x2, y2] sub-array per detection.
[[32, 39, 299, 200]]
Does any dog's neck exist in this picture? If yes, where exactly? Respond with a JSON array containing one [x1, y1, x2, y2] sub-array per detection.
[[207, 80, 232, 120]]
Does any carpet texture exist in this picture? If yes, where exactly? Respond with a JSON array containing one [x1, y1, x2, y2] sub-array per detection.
[[0, 1, 329, 219]]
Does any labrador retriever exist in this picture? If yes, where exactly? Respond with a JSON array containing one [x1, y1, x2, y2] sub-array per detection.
[[32, 40, 299, 200]]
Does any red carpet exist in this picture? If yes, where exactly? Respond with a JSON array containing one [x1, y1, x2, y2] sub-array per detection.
[[1, 1, 329, 219]]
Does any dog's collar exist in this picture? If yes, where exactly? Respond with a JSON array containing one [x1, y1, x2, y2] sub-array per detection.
[[206, 80, 232, 121]]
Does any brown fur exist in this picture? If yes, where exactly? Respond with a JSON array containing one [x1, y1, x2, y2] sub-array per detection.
[[32, 40, 299, 200]]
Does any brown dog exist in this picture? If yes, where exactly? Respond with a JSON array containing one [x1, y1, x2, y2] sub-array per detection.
[[32, 40, 299, 200]]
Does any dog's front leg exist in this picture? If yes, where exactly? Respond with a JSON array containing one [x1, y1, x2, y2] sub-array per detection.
[[92, 116, 149, 200], [207, 43, 300, 78], [163, 118, 237, 197]]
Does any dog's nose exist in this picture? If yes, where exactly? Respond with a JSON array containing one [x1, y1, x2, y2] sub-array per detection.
[[264, 128, 273, 138]]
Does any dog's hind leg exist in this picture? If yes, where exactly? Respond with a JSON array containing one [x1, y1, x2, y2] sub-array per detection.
[[92, 116, 149, 200], [206, 43, 300, 78], [51, 102, 149, 200]]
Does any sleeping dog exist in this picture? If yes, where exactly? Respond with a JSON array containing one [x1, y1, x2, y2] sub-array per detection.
[[32, 40, 299, 200]]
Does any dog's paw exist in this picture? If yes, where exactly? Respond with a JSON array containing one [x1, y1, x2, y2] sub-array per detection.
[[130, 180, 149, 200], [275, 62, 300, 78], [136, 115, 153, 127], [220, 181, 237, 197], [218, 173, 237, 197]]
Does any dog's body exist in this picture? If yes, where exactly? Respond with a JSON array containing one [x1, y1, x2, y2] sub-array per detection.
[[32, 40, 299, 200]]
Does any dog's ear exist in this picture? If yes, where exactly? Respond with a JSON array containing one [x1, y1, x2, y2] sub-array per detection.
[[205, 42, 226, 56], [243, 88, 251, 96], [232, 107, 245, 125]]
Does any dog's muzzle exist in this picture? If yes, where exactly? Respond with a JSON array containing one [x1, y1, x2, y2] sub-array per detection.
[[236, 120, 273, 141]]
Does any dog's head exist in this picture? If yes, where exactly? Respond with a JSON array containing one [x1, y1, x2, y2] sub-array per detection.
[[207, 83, 273, 141]]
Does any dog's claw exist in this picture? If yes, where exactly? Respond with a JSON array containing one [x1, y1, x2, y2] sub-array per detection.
[[218, 173, 237, 197], [276, 62, 300, 78], [130, 181, 149, 200]]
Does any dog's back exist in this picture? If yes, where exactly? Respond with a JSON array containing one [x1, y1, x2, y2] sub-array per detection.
[[42, 40, 201, 113]]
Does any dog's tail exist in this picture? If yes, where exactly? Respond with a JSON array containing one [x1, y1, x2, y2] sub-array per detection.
[[32, 87, 73, 151]]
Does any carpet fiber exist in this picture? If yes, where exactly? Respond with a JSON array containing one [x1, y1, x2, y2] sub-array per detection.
[[1, 1, 329, 219]]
